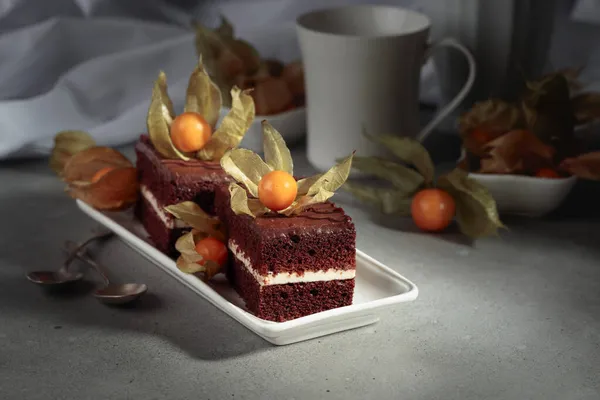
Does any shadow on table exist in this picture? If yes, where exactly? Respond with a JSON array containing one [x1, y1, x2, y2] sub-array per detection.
[[498, 178, 600, 252], [335, 173, 600, 252], [0, 192, 271, 360], [369, 212, 474, 247], [0, 272, 271, 360]]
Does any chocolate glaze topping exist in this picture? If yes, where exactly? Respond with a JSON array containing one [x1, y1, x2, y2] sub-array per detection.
[[255, 202, 350, 229], [136, 135, 230, 182], [300, 206, 348, 222], [162, 159, 222, 170]]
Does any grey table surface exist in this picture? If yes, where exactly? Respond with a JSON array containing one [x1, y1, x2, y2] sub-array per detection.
[[1, 142, 599, 400]]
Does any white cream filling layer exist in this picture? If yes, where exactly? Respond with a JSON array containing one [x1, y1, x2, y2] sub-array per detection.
[[228, 240, 355, 286], [140, 185, 189, 229]]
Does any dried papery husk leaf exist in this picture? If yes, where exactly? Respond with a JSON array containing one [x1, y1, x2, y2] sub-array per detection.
[[308, 188, 333, 205], [342, 182, 412, 215], [571, 92, 600, 125], [364, 132, 435, 184], [221, 149, 272, 197], [247, 62, 272, 82], [559, 151, 600, 180], [282, 61, 304, 97], [306, 152, 354, 196], [479, 129, 555, 174], [157, 71, 175, 118], [558, 67, 584, 92], [175, 230, 203, 259], [62, 147, 132, 183], [174, 230, 224, 280], [458, 100, 524, 148], [521, 74, 575, 157], [462, 129, 517, 159], [194, 18, 258, 80], [351, 156, 424, 195], [280, 154, 354, 215], [197, 87, 255, 161], [248, 198, 269, 216], [184, 58, 222, 129], [165, 202, 226, 241], [457, 156, 470, 172], [262, 120, 293, 174], [459, 99, 523, 133], [264, 59, 285, 77], [193, 21, 225, 61], [176, 255, 204, 274], [536, 67, 584, 94], [457, 151, 482, 173], [225, 38, 261, 75], [215, 15, 234, 38], [49, 130, 96, 176], [215, 48, 245, 82], [251, 78, 294, 116], [296, 175, 321, 196], [197, 260, 223, 281], [67, 167, 139, 211], [228, 182, 258, 217], [215, 77, 235, 108], [437, 168, 504, 238], [175, 232, 207, 269], [281, 187, 335, 216], [147, 73, 190, 160]]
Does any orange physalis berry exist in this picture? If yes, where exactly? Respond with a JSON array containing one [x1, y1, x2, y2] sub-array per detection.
[[170, 112, 212, 153], [411, 188, 456, 232], [258, 170, 298, 211], [471, 128, 494, 146], [91, 167, 115, 183], [195, 237, 228, 266], [535, 168, 561, 179]]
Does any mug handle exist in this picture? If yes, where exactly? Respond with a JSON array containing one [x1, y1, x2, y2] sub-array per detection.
[[415, 38, 476, 142]]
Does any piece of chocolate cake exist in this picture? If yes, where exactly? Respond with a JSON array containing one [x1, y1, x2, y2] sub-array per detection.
[[215, 185, 356, 322], [135, 135, 231, 255], [135, 58, 255, 256]]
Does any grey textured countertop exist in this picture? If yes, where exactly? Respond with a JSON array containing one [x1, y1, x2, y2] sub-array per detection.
[[1, 143, 599, 400]]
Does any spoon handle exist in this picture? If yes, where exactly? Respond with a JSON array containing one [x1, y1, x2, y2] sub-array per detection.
[[62, 230, 113, 273], [64, 241, 111, 287]]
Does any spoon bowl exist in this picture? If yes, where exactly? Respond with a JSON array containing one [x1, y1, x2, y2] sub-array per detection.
[[64, 240, 148, 306], [26, 230, 112, 288], [26, 270, 83, 286], [94, 283, 148, 305]]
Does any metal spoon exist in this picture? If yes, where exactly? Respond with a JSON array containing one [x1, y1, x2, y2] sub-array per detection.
[[26, 230, 113, 287], [64, 241, 148, 305]]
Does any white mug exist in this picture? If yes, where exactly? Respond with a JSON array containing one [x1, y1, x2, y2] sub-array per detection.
[[296, 5, 476, 171]]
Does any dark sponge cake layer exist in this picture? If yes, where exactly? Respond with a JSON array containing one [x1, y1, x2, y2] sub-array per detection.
[[135, 195, 188, 257], [215, 184, 356, 275], [135, 135, 231, 255], [229, 254, 355, 322], [135, 135, 231, 214]]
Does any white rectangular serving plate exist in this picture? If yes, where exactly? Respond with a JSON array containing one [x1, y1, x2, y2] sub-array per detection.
[[77, 200, 418, 345]]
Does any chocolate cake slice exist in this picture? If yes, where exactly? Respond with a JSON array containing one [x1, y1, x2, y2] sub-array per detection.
[[215, 185, 356, 322], [135, 135, 231, 256]]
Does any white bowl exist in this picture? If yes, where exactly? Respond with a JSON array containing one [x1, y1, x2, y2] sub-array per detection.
[[457, 148, 577, 217], [467, 172, 577, 217], [219, 106, 306, 153]]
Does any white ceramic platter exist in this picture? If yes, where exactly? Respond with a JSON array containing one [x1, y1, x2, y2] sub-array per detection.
[[77, 200, 418, 345]]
